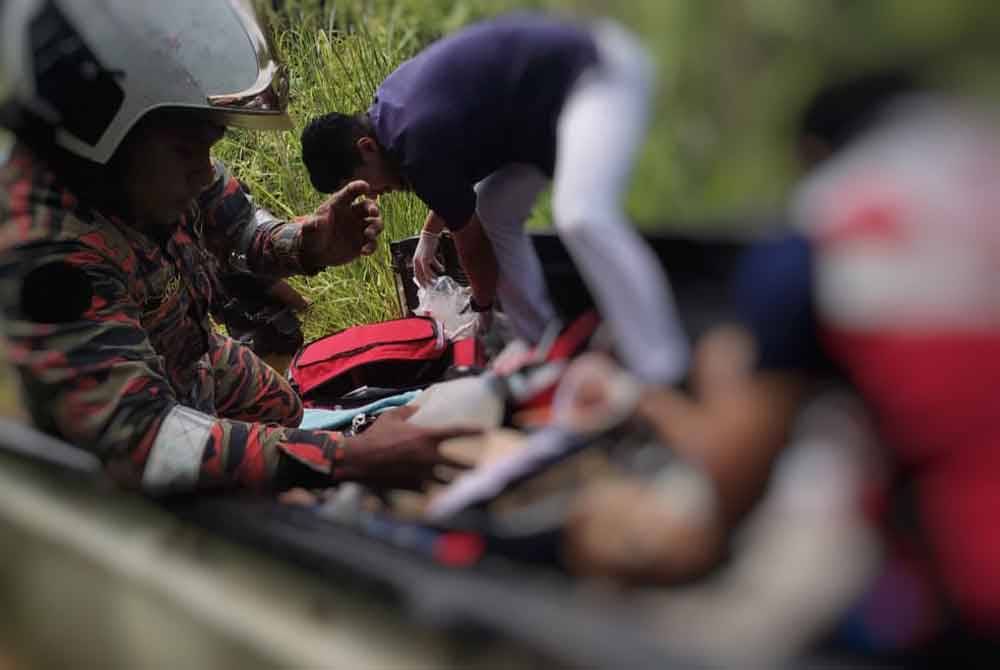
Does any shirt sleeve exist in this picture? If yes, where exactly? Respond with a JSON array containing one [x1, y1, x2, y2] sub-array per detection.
[[731, 232, 832, 374], [0, 240, 340, 494], [408, 162, 478, 231], [199, 160, 318, 278]]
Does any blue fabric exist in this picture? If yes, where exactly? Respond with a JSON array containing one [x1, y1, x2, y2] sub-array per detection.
[[731, 232, 832, 373], [369, 13, 599, 230], [298, 391, 422, 430]]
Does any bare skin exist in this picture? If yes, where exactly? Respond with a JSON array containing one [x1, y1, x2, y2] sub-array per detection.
[[564, 325, 809, 583], [268, 279, 310, 313], [338, 405, 476, 490], [345, 136, 501, 310], [299, 180, 384, 267], [451, 213, 499, 311]]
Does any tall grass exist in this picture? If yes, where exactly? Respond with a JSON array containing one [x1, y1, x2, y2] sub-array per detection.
[[216, 2, 429, 338], [215, 0, 546, 338], [216, 0, 1000, 339]]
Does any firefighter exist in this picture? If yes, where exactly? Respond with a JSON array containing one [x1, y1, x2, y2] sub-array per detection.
[[0, 0, 470, 494]]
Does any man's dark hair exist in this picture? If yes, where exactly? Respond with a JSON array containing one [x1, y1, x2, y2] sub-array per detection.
[[799, 70, 921, 156], [301, 112, 371, 193]]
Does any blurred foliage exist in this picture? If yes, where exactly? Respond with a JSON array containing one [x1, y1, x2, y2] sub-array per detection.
[[220, 0, 1000, 333], [0, 0, 993, 338], [590, 0, 1000, 224], [260, 0, 1000, 225]]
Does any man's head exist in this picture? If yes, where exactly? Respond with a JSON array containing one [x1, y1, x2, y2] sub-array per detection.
[[301, 113, 403, 197], [797, 70, 920, 170], [112, 110, 226, 227], [0, 0, 290, 225]]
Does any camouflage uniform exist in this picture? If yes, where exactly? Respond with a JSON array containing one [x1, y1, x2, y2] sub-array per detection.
[[0, 145, 343, 494]]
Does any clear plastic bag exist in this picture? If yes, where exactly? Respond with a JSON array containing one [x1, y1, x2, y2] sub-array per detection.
[[414, 275, 477, 340]]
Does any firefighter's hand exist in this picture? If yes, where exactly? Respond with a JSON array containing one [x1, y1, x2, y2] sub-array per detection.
[[337, 405, 477, 489], [301, 180, 384, 268]]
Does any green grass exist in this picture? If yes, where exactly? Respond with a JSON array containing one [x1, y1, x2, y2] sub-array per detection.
[[215, 2, 429, 338], [2, 1, 996, 382], [216, 0, 561, 339], [215, 0, 1000, 340]]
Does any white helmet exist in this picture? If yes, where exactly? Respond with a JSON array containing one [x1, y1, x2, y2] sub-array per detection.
[[0, 0, 292, 164]]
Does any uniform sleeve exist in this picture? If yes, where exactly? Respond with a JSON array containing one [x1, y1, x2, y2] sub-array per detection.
[[731, 232, 833, 374], [0, 240, 341, 494], [199, 160, 318, 278]]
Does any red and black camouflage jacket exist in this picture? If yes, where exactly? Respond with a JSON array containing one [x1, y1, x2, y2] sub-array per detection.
[[0, 145, 342, 494]]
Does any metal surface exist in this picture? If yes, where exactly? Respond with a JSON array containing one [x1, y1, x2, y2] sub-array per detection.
[[206, 0, 292, 127], [0, 444, 540, 669], [0, 414, 700, 669], [169, 497, 690, 669]]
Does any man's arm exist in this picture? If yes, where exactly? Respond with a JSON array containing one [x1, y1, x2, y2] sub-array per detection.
[[565, 338, 809, 583], [452, 212, 498, 310], [422, 211, 446, 237], [652, 234, 824, 524], [565, 234, 823, 582], [201, 162, 382, 278], [0, 240, 350, 493], [636, 367, 809, 525], [406, 166, 495, 300], [1, 240, 473, 494], [268, 279, 310, 312]]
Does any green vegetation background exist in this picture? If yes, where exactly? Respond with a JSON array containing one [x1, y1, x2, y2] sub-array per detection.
[[7, 0, 1000, 352], [212, 0, 1000, 340]]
